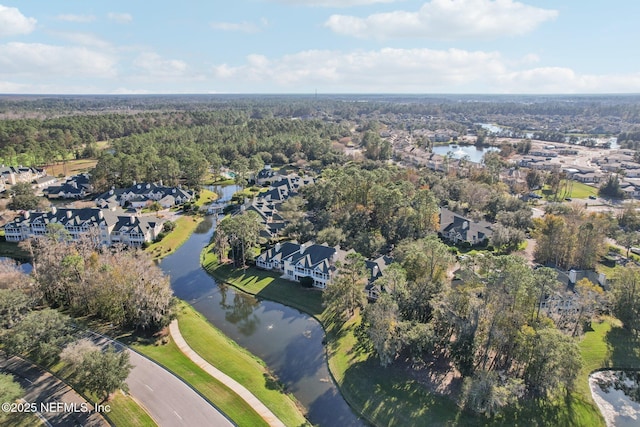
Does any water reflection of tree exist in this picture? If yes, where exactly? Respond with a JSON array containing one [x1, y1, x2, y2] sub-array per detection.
[[194, 217, 213, 234], [596, 371, 640, 403], [218, 284, 260, 336]]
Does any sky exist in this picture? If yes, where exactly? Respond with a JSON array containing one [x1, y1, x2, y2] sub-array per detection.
[[0, 0, 639, 94]]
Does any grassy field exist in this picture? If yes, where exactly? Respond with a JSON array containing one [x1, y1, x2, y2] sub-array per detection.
[[202, 248, 635, 427], [145, 215, 201, 260], [539, 180, 598, 200], [43, 159, 97, 177], [145, 189, 217, 260]]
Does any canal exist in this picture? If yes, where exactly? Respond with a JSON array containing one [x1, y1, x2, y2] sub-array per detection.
[[158, 185, 363, 426]]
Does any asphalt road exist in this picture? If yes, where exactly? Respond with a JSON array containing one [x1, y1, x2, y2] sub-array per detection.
[[0, 356, 108, 427], [88, 332, 234, 427]]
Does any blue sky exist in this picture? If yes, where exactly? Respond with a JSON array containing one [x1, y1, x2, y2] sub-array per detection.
[[0, 0, 638, 94]]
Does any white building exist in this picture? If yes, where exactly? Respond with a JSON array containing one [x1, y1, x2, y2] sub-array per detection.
[[3, 207, 163, 247]]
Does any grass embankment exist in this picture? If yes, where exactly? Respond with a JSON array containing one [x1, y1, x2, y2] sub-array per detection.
[[0, 240, 30, 260], [129, 300, 307, 427], [3, 411, 42, 426], [202, 244, 637, 426], [145, 189, 217, 260]]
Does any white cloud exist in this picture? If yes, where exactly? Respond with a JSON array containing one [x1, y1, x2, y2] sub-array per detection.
[[210, 20, 265, 33], [51, 31, 112, 49], [273, 0, 399, 6], [211, 47, 640, 94], [133, 52, 188, 78], [496, 68, 640, 94], [213, 47, 506, 91], [325, 0, 558, 39], [55, 14, 96, 23], [0, 42, 117, 78], [107, 12, 133, 24], [0, 5, 37, 37]]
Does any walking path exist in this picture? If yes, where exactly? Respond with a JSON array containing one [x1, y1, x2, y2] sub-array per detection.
[[87, 330, 233, 427], [169, 320, 286, 427]]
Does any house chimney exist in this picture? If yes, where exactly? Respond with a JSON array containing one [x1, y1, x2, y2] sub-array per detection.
[[146, 183, 151, 189], [98, 210, 104, 220], [130, 215, 136, 225], [372, 265, 379, 278], [463, 221, 469, 230], [51, 206, 57, 215], [133, 180, 137, 186], [23, 211, 30, 219], [299, 244, 306, 254], [159, 179, 163, 186], [66, 210, 73, 219], [569, 269, 577, 284], [275, 242, 281, 252]]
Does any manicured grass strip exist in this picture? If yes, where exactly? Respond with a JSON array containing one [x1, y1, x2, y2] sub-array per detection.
[[175, 301, 308, 427], [202, 247, 325, 320], [0, 241, 30, 260], [131, 334, 269, 427], [146, 215, 202, 260], [195, 188, 217, 208], [3, 411, 43, 427], [145, 189, 217, 260], [105, 392, 157, 427]]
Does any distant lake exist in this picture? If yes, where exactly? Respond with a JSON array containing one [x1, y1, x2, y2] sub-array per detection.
[[432, 144, 499, 163]]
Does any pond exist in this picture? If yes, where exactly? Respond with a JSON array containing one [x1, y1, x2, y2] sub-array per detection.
[[431, 143, 499, 163], [159, 185, 363, 426], [590, 370, 640, 427], [0, 257, 32, 274]]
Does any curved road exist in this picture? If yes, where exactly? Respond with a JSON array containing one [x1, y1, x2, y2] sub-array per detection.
[[88, 332, 234, 427]]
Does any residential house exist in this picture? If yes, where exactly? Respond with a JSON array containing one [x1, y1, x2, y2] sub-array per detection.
[[439, 208, 493, 245], [3, 207, 163, 247], [363, 255, 393, 300], [0, 165, 45, 185], [95, 182, 193, 209], [256, 241, 351, 289], [45, 173, 92, 199], [32, 175, 57, 189]]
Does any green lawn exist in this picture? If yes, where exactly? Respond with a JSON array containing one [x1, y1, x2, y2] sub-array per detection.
[[202, 248, 325, 320], [131, 333, 270, 427], [101, 392, 157, 427], [539, 180, 598, 200], [202, 246, 631, 427], [145, 189, 217, 260], [145, 215, 202, 260], [173, 301, 308, 426], [0, 240, 30, 260], [2, 412, 43, 427]]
